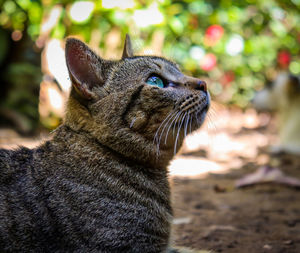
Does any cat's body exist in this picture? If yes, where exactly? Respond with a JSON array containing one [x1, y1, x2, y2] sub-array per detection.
[[0, 126, 171, 252], [0, 35, 209, 252]]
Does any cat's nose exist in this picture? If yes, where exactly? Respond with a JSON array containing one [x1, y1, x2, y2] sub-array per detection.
[[184, 77, 207, 92], [195, 80, 207, 92]]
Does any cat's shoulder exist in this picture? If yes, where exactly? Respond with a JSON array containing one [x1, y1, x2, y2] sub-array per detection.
[[0, 146, 32, 160], [0, 146, 34, 171]]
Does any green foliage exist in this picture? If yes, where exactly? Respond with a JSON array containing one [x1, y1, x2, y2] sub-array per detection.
[[0, 0, 299, 109], [1, 62, 41, 133]]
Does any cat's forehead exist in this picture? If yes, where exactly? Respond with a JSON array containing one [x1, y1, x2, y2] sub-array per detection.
[[126, 56, 182, 76]]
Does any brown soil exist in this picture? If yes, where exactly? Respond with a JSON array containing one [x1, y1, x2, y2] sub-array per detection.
[[171, 153, 300, 253]]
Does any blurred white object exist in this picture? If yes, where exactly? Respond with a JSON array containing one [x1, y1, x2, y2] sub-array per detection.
[[225, 35, 244, 56], [236, 166, 300, 188], [252, 72, 300, 154]]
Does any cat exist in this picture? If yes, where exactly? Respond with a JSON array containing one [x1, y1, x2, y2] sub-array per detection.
[[0, 35, 210, 252]]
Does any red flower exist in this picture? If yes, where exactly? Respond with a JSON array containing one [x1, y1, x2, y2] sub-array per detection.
[[221, 71, 235, 86], [277, 50, 291, 68], [204, 25, 224, 46], [200, 53, 217, 71]]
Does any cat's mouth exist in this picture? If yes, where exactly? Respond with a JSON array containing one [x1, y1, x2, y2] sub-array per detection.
[[173, 99, 209, 132], [153, 94, 210, 154], [177, 93, 210, 122]]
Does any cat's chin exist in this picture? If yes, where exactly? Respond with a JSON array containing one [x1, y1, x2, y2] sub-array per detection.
[[155, 133, 186, 157]]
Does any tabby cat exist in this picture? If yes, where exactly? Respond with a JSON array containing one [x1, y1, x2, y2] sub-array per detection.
[[0, 35, 210, 252]]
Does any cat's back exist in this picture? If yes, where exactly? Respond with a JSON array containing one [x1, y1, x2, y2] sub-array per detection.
[[0, 147, 34, 183], [0, 147, 39, 250]]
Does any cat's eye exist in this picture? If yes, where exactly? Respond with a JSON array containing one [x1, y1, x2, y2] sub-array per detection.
[[146, 75, 164, 88]]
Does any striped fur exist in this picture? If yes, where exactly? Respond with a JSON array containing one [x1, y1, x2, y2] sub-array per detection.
[[0, 37, 209, 252]]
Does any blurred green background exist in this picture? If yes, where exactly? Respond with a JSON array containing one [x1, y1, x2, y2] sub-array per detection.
[[0, 0, 299, 133]]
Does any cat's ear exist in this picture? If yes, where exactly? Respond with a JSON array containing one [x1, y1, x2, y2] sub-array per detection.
[[65, 38, 104, 100], [122, 34, 134, 59]]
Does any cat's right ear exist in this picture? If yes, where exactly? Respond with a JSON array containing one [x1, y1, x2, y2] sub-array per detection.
[[65, 38, 104, 100]]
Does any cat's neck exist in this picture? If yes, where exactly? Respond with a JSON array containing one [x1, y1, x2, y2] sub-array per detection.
[[53, 123, 173, 174], [50, 125, 172, 204]]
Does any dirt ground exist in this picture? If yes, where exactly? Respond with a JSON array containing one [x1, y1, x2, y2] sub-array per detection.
[[171, 153, 300, 253], [1, 107, 299, 253], [170, 108, 300, 253]]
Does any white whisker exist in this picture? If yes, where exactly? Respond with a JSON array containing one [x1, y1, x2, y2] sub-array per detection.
[[130, 118, 136, 128], [153, 110, 174, 145], [153, 110, 175, 157], [164, 110, 182, 145], [172, 111, 184, 138], [184, 112, 190, 138], [174, 112, 187, 155], [157, 110, 178, 150], [206, 111, 218, 133], [195, 110, 200, 126], [189, 114, 193, 134]]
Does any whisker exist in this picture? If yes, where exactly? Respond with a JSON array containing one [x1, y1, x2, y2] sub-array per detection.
[[184, 112, 190, 138], [206, 111, 218, 134], [174, 112, 187, 155], [153, 110, 174, 145], [130, 117, 136, 128], [157, 113, 180, 154], [207, 103, 220, 130], [189, 114, 193, 135], [153, 110, 175, 157], [209, 104, 219, 118], [164, 110, 182, 145], [209, 110, 217, 120], [157, 110, 178, 150], [195, 110, 200, 127], [172, 111, 184, 138]]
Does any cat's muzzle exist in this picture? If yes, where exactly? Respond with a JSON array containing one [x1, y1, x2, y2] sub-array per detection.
[[177, 93, 210, 115]]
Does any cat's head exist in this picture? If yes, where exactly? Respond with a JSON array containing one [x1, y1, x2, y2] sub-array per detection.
[[65, 35, 210, 166]]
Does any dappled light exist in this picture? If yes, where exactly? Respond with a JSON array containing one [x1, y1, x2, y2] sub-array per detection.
[[132, 3, 164, 28], [44, 39, 71, 92], [102, 0, 136, 10], [169, 106, 272, 178], [69, 1, 95, 24]]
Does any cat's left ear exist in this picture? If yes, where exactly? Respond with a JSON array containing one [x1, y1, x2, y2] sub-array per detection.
[[65, 38, 105, 100], [122, 34, 134, 59]]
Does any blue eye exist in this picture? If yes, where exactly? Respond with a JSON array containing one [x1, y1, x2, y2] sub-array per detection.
[[146, 75, 164, 88]]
